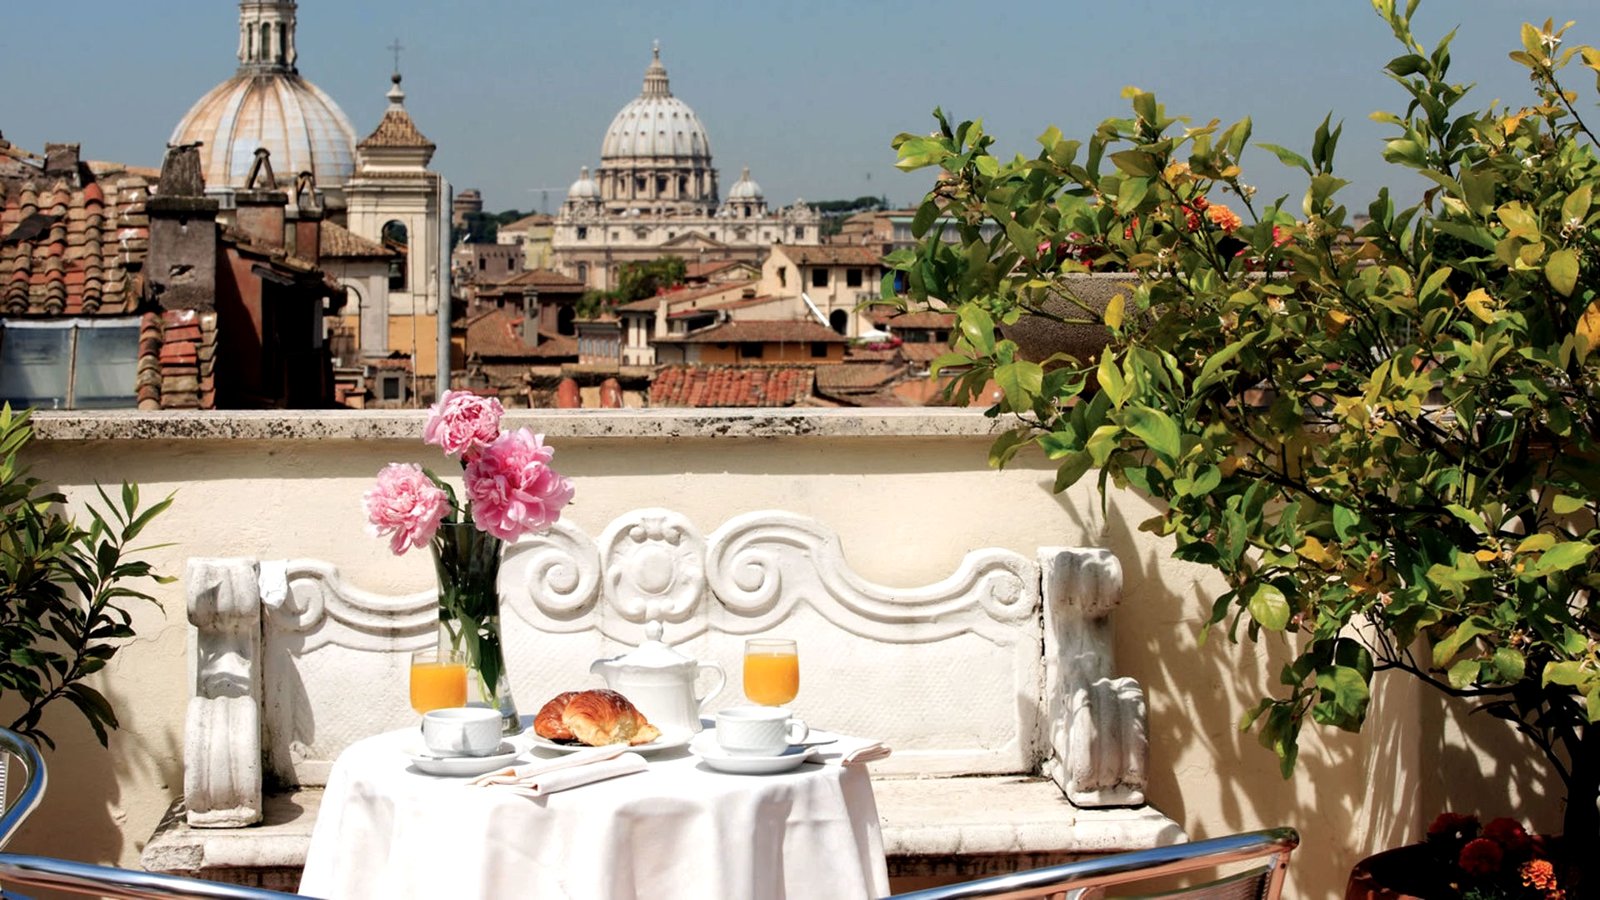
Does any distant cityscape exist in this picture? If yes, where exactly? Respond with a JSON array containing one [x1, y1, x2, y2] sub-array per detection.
[[0, 1, 975, 413]]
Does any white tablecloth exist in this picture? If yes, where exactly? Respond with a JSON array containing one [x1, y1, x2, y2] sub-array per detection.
[[298, 728, 890, 900]]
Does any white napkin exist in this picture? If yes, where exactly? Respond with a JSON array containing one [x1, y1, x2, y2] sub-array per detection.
[[816, 736, 892, 766], [468, 744, 647, 797]]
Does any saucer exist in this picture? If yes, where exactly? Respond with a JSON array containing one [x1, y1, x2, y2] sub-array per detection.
[[525, 728, 692, 757], [406, 741, 524, 777], [688, 733, 816, 775]]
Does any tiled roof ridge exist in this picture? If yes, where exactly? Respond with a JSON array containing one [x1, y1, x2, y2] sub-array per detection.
[[359, 107, 436, 151]]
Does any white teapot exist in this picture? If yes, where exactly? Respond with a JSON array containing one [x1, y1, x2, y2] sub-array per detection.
[[589, 621, 725, 735]]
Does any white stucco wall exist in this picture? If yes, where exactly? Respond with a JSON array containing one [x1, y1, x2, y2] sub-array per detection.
[[8, 408, 1564, 898]]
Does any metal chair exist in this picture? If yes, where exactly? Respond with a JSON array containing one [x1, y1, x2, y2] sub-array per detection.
[[0, 727, 304, 899], [883, 828, 1299, 900]]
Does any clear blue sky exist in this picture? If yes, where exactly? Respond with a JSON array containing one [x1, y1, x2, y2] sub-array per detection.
[[2, 2, 1595, 216]]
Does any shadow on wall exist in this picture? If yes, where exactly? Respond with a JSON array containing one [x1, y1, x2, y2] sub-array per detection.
[[1066, 481, 1567, 899], [0, 632, 185, 896]]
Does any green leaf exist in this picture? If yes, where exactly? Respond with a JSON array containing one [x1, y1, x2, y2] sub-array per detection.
[[1122, 406, 1182, 465], [1547, 248, 1579, 297], [1492, 647, 1526, 683], [1562, 185, 1592, 224], [1109, 150, 1158, 177], [958, 306, 997, 356], [1433, 619, 1485, 668], [1247, 583, 1291, 631], [994, 361, 1044, 411], [1524, 540, 1593, 578], [1053, 452, 1094, 493], [1553, 494, 1587, 515], [1258, 143, 1312, 174], [1097, 350, 1129, 408], [911, 199, 940, 240], [1447, 659, 1480, 690], [1543, 660, 1588, 687]]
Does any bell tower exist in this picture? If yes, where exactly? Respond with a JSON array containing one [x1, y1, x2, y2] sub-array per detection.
[[236, 0, 298, 74]]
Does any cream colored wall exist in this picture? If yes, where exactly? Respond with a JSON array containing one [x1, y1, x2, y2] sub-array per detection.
[[11, 410, 1561, 899]]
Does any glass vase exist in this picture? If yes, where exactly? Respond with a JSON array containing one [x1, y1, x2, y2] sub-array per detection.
[[430, 521, 519, 735]]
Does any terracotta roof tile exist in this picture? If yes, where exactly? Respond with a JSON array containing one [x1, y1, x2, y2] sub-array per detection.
[[776, 245, 882, 266], [656, 320, 847, 344], [482, 267, 585, 289], [650, 365, 815, 408], [900, 342, 950, 363], [464, 307, 578, 360], [358, 107, 436, 151], [617, 279, 758, 313], [320, 221, 392, 259], [815, 362, 907, 391], [1, 170, 147, 315]]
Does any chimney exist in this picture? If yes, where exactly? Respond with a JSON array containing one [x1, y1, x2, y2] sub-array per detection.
[[43, 143, 81, 182], [521, 287, 540, 349], [234, 148, 287, 251], [145, 144, 220, 311], [291, 171, 322, 265]]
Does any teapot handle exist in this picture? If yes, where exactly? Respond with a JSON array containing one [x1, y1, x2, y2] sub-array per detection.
[[696, 661, 726, 713]]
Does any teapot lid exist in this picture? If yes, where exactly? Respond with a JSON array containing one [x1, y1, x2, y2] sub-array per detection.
[[611, 620, 696, 670]]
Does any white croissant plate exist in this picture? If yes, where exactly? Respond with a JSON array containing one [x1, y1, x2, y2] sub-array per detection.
[[688, 733, 817, 775], [524, 728, 692, 757], [405, 741, 526, 777]]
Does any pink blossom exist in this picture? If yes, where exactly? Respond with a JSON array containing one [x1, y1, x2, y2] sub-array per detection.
[[363, 463, 449, 555], [424, 390, 504, 459], [463, 429, 575, 541]]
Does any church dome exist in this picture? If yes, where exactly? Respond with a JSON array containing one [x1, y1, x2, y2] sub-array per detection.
[[171, 1, 357, 193], [599, 47, 711, 163], [727, 167, 763, 200], [567, 165, 600, 200]]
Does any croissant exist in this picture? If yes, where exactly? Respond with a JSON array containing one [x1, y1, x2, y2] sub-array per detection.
[[534, 689, 661, 746], [533, 691, 580, 741]]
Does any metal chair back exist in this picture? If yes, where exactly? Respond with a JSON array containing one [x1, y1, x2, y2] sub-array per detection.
[[0, 727, 304, 899], [883, 828, 1299, 900]]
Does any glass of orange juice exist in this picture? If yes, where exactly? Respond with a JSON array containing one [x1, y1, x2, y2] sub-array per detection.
[[409, 647, 468, 714], [743, 638, 799, 706]]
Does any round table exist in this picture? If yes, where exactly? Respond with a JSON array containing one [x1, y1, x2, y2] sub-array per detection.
[[298, 728, 889, 900]]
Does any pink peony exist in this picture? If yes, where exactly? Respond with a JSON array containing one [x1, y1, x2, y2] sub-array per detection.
[[363, 463, 449, 555], [424, 390, 504, 459], [463, 428, 575, 542]]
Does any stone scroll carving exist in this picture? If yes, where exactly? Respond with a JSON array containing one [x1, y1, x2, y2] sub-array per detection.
[[184, 558, 263, 828], [1040, 547, 1149, 807], [705, 511, 1038, 641]]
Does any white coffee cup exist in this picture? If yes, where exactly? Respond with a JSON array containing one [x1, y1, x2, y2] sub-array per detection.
[[421, 707, 503, 757], [715, 705, 808, 757]]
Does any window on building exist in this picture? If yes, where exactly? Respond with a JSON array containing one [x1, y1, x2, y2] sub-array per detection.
[[846, 268, 863, 288], [383, 221, 409, 291], [377, 372, 405, 402], [657, 176, 668, 195], [829, 309, 849, 335], [577, 263, 589, 282], [777, 267, 787, 288], [507, 257, 515, 271], [810, 342, 829, 359], [0, 318, 139, 410], [478, 257, 487, 271], [739, 343, 764, 360], [811, 268, 828, 288], [577, 226, 588, 240]]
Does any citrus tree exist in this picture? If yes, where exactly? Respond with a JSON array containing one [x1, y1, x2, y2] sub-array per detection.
[[887, 0, 1600, 850]]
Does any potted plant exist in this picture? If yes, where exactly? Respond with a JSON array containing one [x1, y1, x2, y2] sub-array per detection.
[[0, 405, 173, 749], [886, 1, 1600, 891]]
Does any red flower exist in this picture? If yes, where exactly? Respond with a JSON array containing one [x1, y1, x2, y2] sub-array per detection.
[[1271, 225, 1292, 247], [1190, 195, 1209, 212], [1483, 817, 1532, 859], [1184, 208, 1202, 231], [1428, 812, 1479, 840], [1458, 837, 1504, 877]]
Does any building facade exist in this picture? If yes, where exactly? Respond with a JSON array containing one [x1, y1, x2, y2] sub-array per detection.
[[551, 47, 822, 291]]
